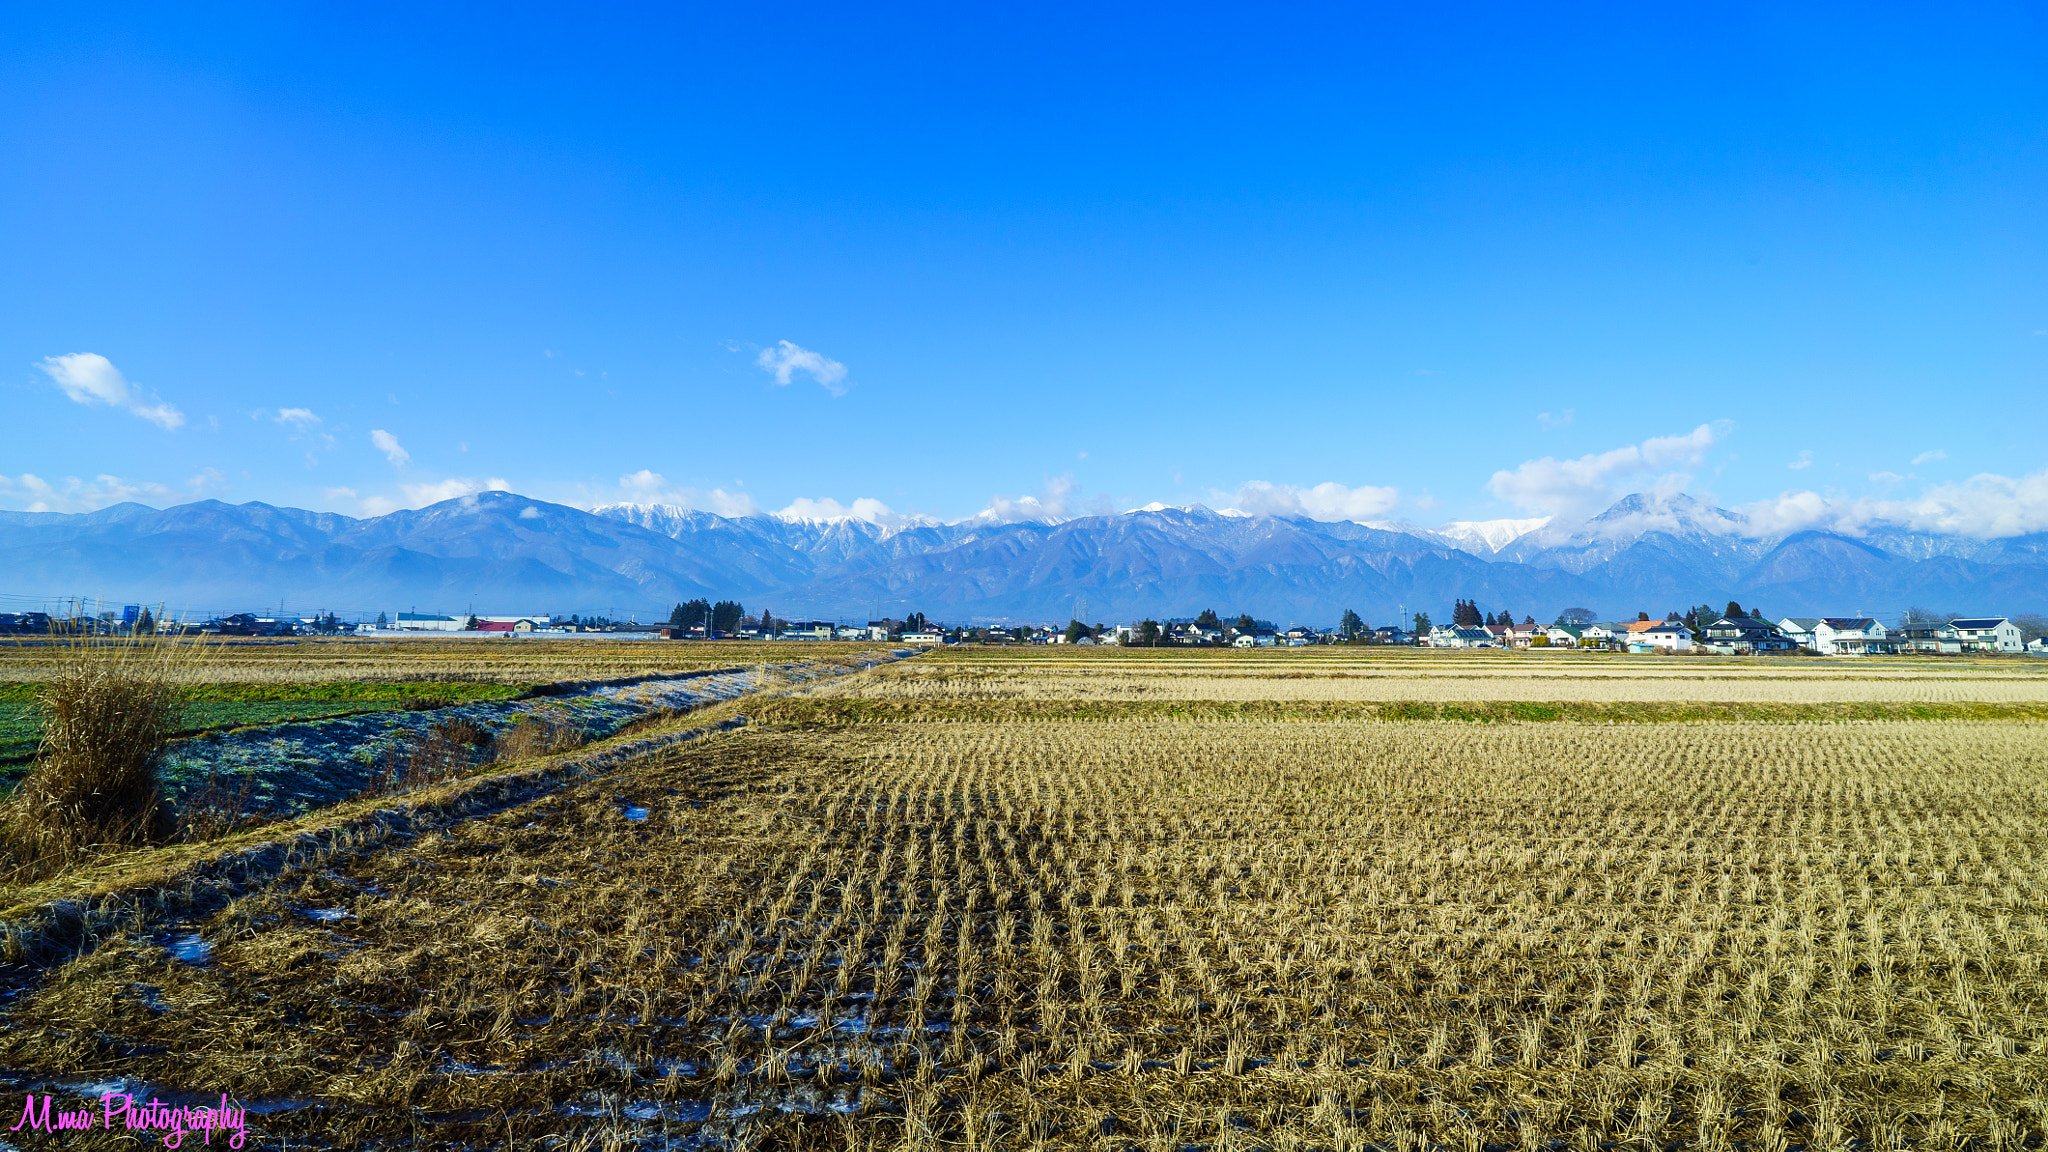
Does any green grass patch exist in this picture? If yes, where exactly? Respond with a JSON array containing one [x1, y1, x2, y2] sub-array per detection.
[[754, 697, 2048, 726], [0, 681, 524, 767]]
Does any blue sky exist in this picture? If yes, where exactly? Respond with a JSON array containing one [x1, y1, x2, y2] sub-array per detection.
[[3, 4, 2045, 534]]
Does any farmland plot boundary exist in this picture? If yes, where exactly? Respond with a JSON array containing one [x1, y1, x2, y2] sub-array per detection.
[[0, 650, 916, 981]]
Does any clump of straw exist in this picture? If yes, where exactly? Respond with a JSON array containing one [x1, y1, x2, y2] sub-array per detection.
[[2, 636, 194, 877]]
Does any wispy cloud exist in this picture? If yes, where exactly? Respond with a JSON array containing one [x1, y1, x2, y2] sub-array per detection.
[[0, 472, 173, 513], [274, 407, 321, 430], [777, 496, 910, 525], [1912, 449, 1947, 465], [1220, 480, 1400, 522], [975, 474, 1116, 524], [1537, 409, 1575, 429], [1740, 467, 2048, 539], [755, 340, 849, 396], [1487, 422, 1727, 519], [38, 353, 184, 430], [403, 477, 509, 506], [602, 469, 760, 517], [370, 429, 409, 467], [356, 476, 511, 516], [1788, 450, 1813, 470]]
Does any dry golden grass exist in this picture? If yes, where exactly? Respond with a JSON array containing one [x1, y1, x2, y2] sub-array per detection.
[[0, 637, 894, 686], [5, 690, 2045, 1148], [846, 647, 2048, 705]]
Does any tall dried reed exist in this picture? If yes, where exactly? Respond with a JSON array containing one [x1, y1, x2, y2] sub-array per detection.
[[1, 636, 201, 877]]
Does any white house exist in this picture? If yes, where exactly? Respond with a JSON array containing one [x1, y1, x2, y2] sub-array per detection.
[[1625, 620, 1693, 652], [2029, 636, 2048, 656], [901, 630, 946, 645], [1428, 625, 1494, 649], [1583, 623, 1628, 648], [1777, 618, 1821, 649], [1947, 617, 2025, 653], [1810, 618, 1891, 656]]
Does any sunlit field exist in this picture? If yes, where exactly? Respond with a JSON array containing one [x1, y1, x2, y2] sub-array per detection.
[[0, 645, 2043, 1149], [0, 636, 886, 685]]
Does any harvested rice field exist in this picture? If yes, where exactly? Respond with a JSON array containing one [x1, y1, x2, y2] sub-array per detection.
[[0, 637, 881, 686], [1, 647, 2045, 1149]]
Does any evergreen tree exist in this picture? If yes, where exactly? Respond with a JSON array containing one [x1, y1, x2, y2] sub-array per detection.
[[1412, 611, 1431, 635], [1235, 614, 1255, 630], [1725, 601, 1745, 620], [712, 600, 744, 633], [1195, 608, 1221, 628], [135, 608, 155, 635], [1339, 608, 1363, 637]]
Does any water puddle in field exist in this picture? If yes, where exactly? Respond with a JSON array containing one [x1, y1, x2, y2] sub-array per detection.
[[302, 906, 350, 922], [624, 805, 650, 821], [165, 932, 212, 966]]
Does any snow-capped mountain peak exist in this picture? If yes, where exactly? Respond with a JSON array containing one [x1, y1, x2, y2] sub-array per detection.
[[1434, 516, 1552, 554]]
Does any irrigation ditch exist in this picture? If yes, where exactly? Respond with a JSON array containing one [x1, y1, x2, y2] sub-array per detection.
[[0, 648, 917, 994]]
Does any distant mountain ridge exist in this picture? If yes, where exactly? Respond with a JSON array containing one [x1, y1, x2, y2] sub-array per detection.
[[2, 490, 2043, 623]]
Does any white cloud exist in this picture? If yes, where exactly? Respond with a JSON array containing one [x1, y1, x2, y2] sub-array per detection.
[[975, 474, 1112, 524], [1537, 409, 1575, 429], [322, 486, 359, 501], [38, 353, 184, 430], [1788, 450, 1813, 470], [0, 471, 175, 513], [1487, 422, 1726, 519], [401, 477, 511, 507], [1869, 471, 1906, 485], [274, 407, 321, 430], [370, 429, 409, 467], [777, 496, 908, 525], [519, 505, 542, 520], [1738, 467, 2048, 540], [606, 469, 760, 517], [1221, 480, 1401, 522], [755, 340, 849, 396], [186, 468, 228, 496], [1912, 449, 1947, 465]]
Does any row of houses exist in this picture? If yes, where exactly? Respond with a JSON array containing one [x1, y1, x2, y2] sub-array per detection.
[[1425, 615, 2034, 655], [1773, 617, 2029, 655]]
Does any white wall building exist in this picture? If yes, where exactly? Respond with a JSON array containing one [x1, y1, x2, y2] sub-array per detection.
[[1948, 618, 2025, 653]]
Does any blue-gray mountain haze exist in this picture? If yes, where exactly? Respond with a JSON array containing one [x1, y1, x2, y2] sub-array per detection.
[[4, 491, 2044, 624]]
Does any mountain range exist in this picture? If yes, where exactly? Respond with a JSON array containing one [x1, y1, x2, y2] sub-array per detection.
[[3, 490, 2044, 625]]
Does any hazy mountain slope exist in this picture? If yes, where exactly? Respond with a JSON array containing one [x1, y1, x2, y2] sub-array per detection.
[[3, 491, 2043, 622]]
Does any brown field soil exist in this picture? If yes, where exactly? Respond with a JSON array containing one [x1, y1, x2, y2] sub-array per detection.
[[0, 649, 2043, 1148]]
